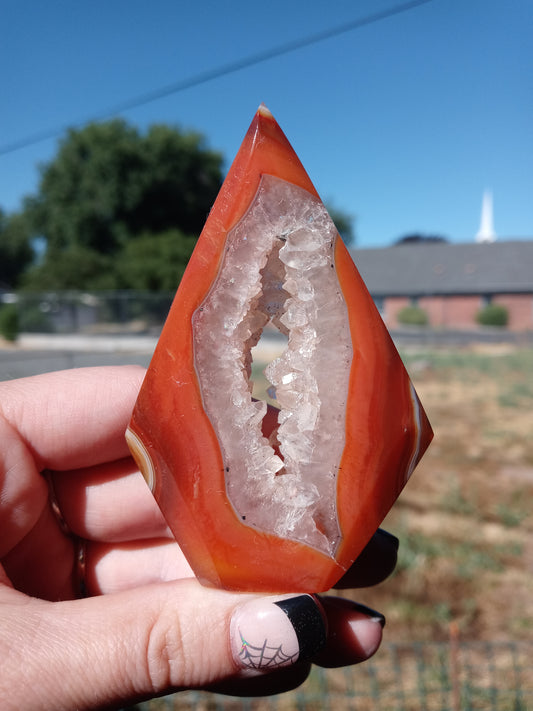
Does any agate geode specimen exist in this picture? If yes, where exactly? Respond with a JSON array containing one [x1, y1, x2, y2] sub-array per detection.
[[126, 105, 433, 593]]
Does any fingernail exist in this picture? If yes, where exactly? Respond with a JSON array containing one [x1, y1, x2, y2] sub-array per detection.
[[350, 601, 386, 628], [376, 528, 400, 551], [230, 594, 327, 673], [343, 601, 386, 658]]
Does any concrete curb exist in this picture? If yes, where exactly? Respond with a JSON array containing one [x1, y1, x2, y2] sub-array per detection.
[[14, 333, 160, 353]]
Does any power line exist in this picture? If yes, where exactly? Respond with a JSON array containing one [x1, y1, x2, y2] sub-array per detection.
[[0, 0, 434, 157]]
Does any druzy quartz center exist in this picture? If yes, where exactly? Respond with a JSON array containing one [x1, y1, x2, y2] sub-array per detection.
[[192, 175, 352, 556]]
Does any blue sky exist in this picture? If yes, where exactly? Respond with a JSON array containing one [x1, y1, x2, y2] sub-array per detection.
[[2, 0, 532, 247]]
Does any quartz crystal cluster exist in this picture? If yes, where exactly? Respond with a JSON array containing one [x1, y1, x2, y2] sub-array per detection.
[[192, 175, 353, 556]]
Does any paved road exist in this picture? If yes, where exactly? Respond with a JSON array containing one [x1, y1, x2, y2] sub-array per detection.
[[0, 348, 154, 381], [0, 331, 286, 381], [0, 334, 157, 381], [391, 328, 533, 348]]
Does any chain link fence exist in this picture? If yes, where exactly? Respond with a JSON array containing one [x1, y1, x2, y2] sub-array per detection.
[[2, 290, 174, 335], [4, 290, 533, 348], [134, 640, 532, 711]]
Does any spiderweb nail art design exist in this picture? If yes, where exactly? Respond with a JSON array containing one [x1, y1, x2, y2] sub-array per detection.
[[237, 630, 298, 669]]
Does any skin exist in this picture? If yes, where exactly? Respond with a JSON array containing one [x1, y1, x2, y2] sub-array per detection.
[[0, 366, 398, 710]]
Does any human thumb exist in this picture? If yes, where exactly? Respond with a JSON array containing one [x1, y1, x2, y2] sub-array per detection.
[[1, 579, 326, 710]]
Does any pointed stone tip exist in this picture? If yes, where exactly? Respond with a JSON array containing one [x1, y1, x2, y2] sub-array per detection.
[[257, 103, 274, 119]]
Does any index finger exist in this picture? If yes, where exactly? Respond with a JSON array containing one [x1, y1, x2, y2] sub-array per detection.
[[0, 366, 145, 471]]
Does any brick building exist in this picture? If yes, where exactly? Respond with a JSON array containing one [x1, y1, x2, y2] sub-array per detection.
[[351, 240, 533, 332]]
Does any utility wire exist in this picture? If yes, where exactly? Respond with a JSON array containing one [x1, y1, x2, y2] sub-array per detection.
[[1, 0, 434, 157]]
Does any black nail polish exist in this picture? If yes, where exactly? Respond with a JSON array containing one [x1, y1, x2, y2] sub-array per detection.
[[376, 528, 400, 551], [275, 594, 327, 660], [350, 601, 386, 628]]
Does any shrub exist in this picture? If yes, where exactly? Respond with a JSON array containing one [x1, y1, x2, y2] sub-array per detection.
[[476, 303, 508, 328], [18, 304, 55, 333], [396, 305, 429, 327], [0, 303, 19, 341]]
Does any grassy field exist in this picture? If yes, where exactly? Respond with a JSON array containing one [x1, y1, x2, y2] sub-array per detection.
[[356, 345, 533, 644]]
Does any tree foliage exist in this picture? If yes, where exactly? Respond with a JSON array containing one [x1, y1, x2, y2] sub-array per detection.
[[0, 209, 34, 289], [326, 204, 356, 246], [394, 233, 449, 245], [0, 304, 19, 342], [21, 119, 223, 290], [116, 230, 198, 291], [396, 304, 429, 326], [23, 247, 116, 291], [476, 303, 508, 328], [5, 119, 357, 292]]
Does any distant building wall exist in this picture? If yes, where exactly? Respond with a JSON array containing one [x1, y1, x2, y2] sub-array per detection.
[[354, 240, 533, 333], [418, 296, 482, 329], [382, 293, 533, 331]]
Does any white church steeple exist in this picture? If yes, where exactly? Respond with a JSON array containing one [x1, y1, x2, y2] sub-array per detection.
[[476, 190, 497, 243]]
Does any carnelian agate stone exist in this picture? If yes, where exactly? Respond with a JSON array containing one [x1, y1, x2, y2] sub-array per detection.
[[126, 105, 433, 593]]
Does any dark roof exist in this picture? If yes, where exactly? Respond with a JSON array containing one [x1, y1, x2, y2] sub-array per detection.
[[350, 240, 533, 297]]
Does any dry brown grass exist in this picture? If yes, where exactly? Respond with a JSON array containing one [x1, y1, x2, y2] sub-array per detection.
[[353, 345, 533, 644]]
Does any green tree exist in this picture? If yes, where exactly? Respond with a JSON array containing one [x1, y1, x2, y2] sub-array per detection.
[[116, 229, 197, 291], [394, 233, 449, 245], [27, 121, 145, 256], [23, 246, 116, 291], [23, 119, 223, 290], [0, 209, 34, 288], [135, 125, 223, 237], [326, 203, 356, 246]]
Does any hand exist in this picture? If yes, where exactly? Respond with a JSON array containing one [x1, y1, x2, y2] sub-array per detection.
[[0, 366, 398, 710]]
